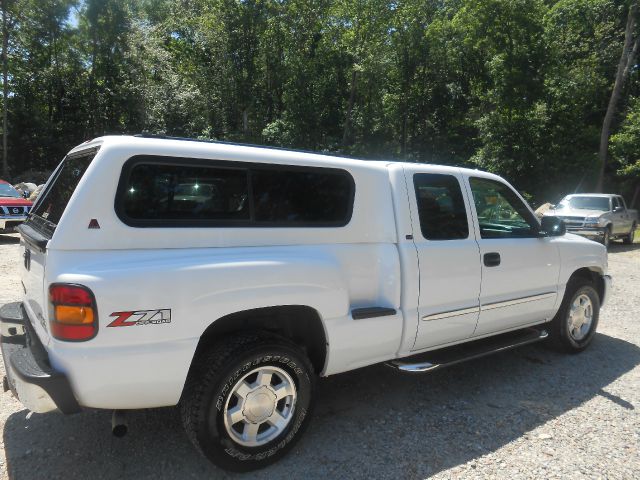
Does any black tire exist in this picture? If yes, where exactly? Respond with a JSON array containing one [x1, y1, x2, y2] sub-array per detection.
[[548, 278, 600, 353], [181, 333, 315, 472], [623, 223, 636, 245], [600, 227, 611, 248]]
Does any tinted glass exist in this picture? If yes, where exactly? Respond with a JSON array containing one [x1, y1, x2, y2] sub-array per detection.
[[567, 196, 610, 211], [0, 183, 21, 198], [413, 174, 469, 240], [252, 169, 352, 224], [123, 164, 249, 221], [31, 151, 95, 227], [469, 177, 538, 239]]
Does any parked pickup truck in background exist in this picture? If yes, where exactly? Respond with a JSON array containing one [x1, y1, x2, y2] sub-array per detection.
[[0, 180, 32, 234], [544, 193, 638, 247], [1, 136, 611, 472]]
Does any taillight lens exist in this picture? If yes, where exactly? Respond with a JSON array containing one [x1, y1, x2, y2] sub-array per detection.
[[48, 284, 98, 341]]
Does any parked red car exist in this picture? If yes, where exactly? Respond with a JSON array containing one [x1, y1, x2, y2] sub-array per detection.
[[0, 180, 32, 233]]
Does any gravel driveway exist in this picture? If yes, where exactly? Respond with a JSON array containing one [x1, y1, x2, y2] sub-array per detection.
[[0, 233, 638, 479]]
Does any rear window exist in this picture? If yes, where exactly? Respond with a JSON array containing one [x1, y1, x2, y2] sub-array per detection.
[[28, 150, 96, 236], [116, 156, 355, 227]]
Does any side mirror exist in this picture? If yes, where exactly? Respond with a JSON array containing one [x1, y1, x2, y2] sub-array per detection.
[[22, 191, 29, 199], [540, 216, 566, 237], [613, 206, 624, 213]]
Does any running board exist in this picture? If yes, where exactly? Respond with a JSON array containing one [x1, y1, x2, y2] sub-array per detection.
[[387, 328, 548, 373]]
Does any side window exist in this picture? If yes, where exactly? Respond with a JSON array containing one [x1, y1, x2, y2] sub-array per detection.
[[251, 168, 353, 225], [468, 177, 539, 239], [117, 156, 355, 227], [413, 173, 469, 240], [620, 197, 628, 209], [614, 197, 623, 210], [122, 163, 250, 222]]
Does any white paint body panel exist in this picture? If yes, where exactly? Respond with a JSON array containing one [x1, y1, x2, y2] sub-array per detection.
[[16, 136, 609, 410], [472, 237, 560, 335], [402, 165, 482, 350]]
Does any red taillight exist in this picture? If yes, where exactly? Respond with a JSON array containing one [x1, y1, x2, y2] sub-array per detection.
[[49, 285, 93, 306], [48, 284, 98, 341]]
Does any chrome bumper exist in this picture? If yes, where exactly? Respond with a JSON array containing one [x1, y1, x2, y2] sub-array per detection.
[[1, 303, 81, 414], [566, 227, 605, 238], [0, 215, 28, 230]]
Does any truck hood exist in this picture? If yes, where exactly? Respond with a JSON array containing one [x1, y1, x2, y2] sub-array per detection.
[[0, 197, 32, 206], [545, 208, 605, 218]]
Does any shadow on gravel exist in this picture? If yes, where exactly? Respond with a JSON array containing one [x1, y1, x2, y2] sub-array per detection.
[[609, 242, 640, 253], [3, 333, 639, 479], [0, 234, 19, 245]]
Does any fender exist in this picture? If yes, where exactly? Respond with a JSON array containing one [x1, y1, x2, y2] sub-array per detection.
[[552, 234, 607, 312]]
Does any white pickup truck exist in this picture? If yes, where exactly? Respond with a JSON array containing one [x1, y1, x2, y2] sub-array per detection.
[[1, 136, 610, 471]]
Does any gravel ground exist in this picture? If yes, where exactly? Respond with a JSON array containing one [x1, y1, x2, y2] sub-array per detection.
[[0, 232, 638, 479]]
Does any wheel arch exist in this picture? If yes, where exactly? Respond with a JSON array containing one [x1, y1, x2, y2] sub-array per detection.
[[189, 305, 328, 375], [568, 267, 605, 304]]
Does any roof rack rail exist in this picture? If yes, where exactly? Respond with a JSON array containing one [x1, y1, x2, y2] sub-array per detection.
[[133, 132, 358, 160]]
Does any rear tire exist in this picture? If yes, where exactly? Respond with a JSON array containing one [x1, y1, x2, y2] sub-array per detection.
[[180, 333, 315, 472], [623, 223, 636, 245], [548, 278, 600, 353]]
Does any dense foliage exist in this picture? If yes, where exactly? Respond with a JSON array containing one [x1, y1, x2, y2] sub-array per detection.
[[2, 0, 639, 205]]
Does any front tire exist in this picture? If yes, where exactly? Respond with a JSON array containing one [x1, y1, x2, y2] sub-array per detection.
[[181, 333, 315, 472], [623, 223, 636, 245], [548, 279, 600, 353], [600, 227, 611, 248]]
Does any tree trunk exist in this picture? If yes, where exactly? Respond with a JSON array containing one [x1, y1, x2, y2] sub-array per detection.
[[1, 0, 9, 179], [342, 69, 357, 147], [242, 108, 248, 136], [596, 3, 638, 192], [631, 182, 640, 209]]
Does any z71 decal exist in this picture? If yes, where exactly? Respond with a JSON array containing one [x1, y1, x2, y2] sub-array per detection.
[[107, 309, 171, 327]]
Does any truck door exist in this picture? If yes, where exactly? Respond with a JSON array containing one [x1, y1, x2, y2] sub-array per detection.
[[465, 175, 560, 336], [613, 196, 630, 234], [402, 166, 482, 351]]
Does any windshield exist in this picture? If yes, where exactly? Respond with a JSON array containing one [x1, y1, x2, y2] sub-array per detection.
[[0, 183, 21, 198], [560, 197, 610, 211]]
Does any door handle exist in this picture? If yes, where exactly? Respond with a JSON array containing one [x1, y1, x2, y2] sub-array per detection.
[[484, 252, 501, 267]]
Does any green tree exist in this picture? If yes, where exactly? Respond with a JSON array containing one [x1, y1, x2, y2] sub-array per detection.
[[611, 96, 640, 206]]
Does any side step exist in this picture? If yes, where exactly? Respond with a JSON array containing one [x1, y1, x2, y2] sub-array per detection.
[[387, 328, 548, 373]]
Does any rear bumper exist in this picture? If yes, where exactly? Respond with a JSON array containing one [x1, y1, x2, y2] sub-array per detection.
[[0, 302, 81, 414]]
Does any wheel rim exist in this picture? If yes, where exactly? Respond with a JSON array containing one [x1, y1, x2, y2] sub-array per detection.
[[568, 293, 593, 341], [223, 366, 297, 447]]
